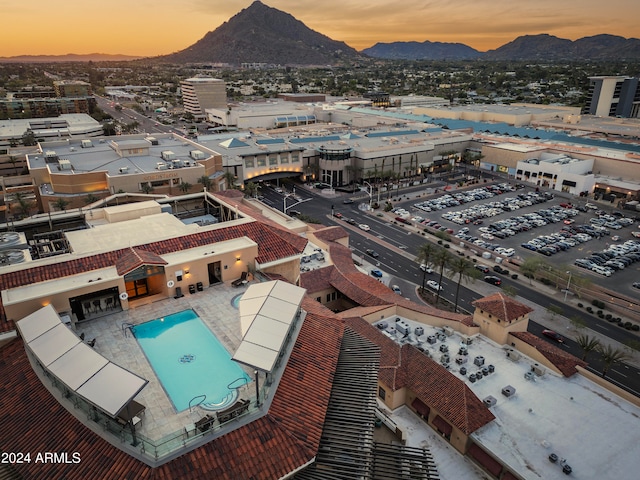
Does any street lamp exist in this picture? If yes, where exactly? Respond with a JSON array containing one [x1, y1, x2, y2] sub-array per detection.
[[362, 181, 373, 208], [564, 271, 572, 302]]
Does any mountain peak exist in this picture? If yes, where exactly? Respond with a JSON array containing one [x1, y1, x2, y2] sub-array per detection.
[[159, 1, 361, 65]]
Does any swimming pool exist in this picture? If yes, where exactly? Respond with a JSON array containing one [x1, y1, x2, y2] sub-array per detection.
[[132, 309, 250, 412]]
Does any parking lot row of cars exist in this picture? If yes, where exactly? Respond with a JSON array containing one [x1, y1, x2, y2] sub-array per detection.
[[574, 239, 640, 277], [412, 183, 521, 216]]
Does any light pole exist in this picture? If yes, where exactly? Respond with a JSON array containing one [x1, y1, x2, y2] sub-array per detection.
[[564, 271, 572, 302], [362, 181, 373, 208]]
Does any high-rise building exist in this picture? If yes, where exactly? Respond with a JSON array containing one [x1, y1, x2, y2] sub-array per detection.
[[582, 76, 640, 118], [180, 77, 227, 119]]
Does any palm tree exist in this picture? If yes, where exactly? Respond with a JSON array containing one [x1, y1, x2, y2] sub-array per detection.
[[8, 155, 20, 175], [597, 344, 631, 379], [520, 257, 543, 285], [198, 175, 213, 191], [433, 248, 452, 306], [14, 192, 33, 218], [447, 257, 480, 312], [415, 243, 437, 292], [244, 182, 259, 198], [223, 171, 238, 190], [575, 334, 601, 362], [53, 197, 69, 212], [178, 182, 192, 194]]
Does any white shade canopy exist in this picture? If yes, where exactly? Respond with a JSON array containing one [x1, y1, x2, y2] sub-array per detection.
[[233, 280, 305, 373], [16, 305, 147, 418]]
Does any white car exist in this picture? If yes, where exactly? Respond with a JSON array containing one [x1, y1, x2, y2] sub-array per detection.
[[391, 285, 402, 295], [426, 280, 442, 291], [419, 264, 433, 273], [591, 265, 612, 277], [358, 224, 370, 231]]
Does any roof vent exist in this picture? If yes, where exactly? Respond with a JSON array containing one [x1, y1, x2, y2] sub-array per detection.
[[502, 385, 516, 397]]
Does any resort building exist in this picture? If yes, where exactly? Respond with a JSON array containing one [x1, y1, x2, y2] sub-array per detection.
[[0, 194, 639, 479]]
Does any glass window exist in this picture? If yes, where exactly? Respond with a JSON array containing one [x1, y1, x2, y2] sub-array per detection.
[[269, 155, 278, 166], [280, 154, 289, 164], [291, 153, 300, 163], [245, 158, 255, 168], [257, 156, 266, 167]]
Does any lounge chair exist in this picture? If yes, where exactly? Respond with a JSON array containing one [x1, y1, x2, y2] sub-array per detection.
[[87, 338, 96, 348], [195, 414, 215, 432], [216, 399, 250, 424], [232, 272, 248, 288]]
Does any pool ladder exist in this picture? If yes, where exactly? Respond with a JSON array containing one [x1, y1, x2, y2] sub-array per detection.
[[228, 377, 249, 389], [189, 394, 206, 413], [121, 322, 135, 338]]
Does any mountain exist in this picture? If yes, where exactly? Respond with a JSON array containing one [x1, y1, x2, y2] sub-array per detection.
[[361, 40, 481, 60], [482, 34, 640, 60], [0, 53, 143, 63], [159, 1, 361, 65]]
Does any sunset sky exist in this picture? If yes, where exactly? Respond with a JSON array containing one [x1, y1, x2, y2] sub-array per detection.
[[2, 0, 639, 57]]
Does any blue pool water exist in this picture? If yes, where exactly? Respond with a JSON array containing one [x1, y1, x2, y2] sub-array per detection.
[[132, 309, 250, 412]]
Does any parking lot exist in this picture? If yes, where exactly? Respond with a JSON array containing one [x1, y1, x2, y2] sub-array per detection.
[[400, 182, 640, 299]]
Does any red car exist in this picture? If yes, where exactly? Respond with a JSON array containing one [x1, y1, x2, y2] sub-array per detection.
[[542, 329, 564, 343]]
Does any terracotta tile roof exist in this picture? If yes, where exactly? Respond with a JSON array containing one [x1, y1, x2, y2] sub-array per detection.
[[0, 305, 346, 479], [115, 247, 168, 276], [472, 292, 534, 322], [344, 317, 494, 435], [327, 242, 474, 324], [311, 225, 349, 243], [510, 331, 587, 377], [0, 221, 306, 329], [334, 304, 391, 319], [300, 265, 335, 292]]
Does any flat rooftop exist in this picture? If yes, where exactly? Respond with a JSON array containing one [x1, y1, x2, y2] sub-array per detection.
[[27, 134, 213, 176], [374, 316, 640, 480]]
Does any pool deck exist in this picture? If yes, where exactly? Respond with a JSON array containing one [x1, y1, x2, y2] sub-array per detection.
[[74, 282, 254, 441]]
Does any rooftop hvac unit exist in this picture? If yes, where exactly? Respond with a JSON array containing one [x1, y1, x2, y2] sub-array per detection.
[[426, 335, 437, 345], [414, 326, 424, 336], [396, 321, 410, 336], [172, 159, 183, 168], [462, 336, 473, 345], [119, 167, 129, 174], [474, 355, 485, 366], [442, 326, 454, 336], [440, 353, 450, 364], [502, 385, 516, 397], [531, 363, 545, 376], [376, 321, 388, 330], [58, 159, 72, 170], [506, 349, 521, 361], [156, 162, 168, 170], [189, 150, 205, 160], [45, 150, 57, 158], [81, 139, 93, 148], [455, 356, 468, 365], [439, 344, 449, 353], [524, 371, 536, 381], [483, 396, 497, 407], [147, 137, 159, 145], [161, 150, 176, 161]]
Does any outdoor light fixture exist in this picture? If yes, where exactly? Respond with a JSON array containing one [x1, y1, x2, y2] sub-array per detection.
[[236, 256, 241, 262]]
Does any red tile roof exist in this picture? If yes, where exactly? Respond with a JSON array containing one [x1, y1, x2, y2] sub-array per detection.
[[472, 292, 533, 323], [510, 331, 587, 377], [345, 316, 494, 435], [0, 305, 345, 479], [115, 247, 168, 276], [0, 221, 306, 329], [311, 225, 349, 243]]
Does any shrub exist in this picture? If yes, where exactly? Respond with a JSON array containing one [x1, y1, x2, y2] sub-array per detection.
[[605, 314, 612, 320], [608, 317, 617, 322], [598, 312, 604, 318], [597, 310, 603, 316], [586, 307, 593, 313], [633, 325, 639, 331], [591, 299, 600, 307], [616, 317, 622, 323], [444, 244, 450, 249], [437, 240, 443, 245], [577, 303, 583, 308]]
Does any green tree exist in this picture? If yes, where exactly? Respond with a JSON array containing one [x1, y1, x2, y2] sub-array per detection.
[[198, 175, 213, 191], [575, 334, 600, 362], [53, 197, 69, 212], [597, 344, 631, 379], [84, 193, 98, 205], [22, 131, 37, 146], [223, 171, 238, 190], [415, 243, 437, 292], [433, 248, 452, 306], [8, 155, 20, 175], [178, 182, 192, 194], [244, 182, 259, 198], [447, 256, 479, 312], [141, 183, 154, 194], [14, 192, 33, 218], [546, 304, 563, 321], [570, 315, 586, 330], [520, 257, 543, 285]]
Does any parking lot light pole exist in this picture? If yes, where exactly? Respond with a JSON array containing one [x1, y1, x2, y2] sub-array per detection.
[[564, 271, 572, 302]]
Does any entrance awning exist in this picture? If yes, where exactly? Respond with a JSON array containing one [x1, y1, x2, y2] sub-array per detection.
[[432, 415, 452, 436], [411, 397, 430, 418]]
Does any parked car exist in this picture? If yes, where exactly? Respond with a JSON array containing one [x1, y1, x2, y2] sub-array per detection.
[[483, 275, 502, 286], [365, 249, 379, 258], [391, 285, 402, 295], [633, 282, 640, 289], [426, 280, 442, 291], [343, 198, 354, 204], [542, 329, 564, 343], [370, 269, 383, 278]]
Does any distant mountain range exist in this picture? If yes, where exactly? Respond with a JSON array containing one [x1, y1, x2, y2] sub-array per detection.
[[364, 34, 640, 61], [3, 2, 640, 64], [0, 53, 143, 63]]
